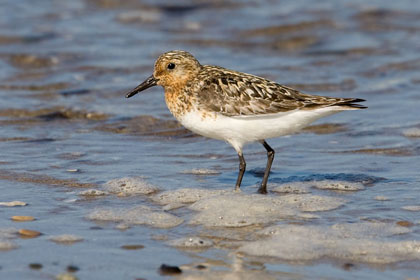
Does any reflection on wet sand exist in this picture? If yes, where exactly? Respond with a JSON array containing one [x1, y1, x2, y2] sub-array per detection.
[[0, 170, 96, 188]]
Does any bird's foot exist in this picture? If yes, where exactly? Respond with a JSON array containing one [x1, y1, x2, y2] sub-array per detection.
[[257, 186, 267, 194]]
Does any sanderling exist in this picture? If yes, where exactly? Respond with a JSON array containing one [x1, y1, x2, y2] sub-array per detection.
[[125, 50, 366, 194]]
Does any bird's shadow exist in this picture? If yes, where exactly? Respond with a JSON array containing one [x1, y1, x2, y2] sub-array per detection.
[[247, 168, 385, 185]]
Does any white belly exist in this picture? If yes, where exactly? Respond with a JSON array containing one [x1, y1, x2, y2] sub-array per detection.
[[178, 108, 341, 152]]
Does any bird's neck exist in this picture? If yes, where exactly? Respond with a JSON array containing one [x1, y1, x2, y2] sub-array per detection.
[[164, 87, 194, 120]]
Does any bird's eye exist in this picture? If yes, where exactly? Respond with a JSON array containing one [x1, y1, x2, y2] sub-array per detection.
[[167, 63, 176, 70]]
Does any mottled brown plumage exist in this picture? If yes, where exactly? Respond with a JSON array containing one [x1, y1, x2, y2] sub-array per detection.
[[191, 65, 366, 116], [125, 50, 366, 194]]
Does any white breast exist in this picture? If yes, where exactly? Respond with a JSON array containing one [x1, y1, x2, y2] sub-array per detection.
[[178, 107, 342, 152]]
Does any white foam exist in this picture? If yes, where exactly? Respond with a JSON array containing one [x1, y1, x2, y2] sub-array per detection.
[[0, 241, 17, 251], [0, 201, 27, 207], [150, 188, 229, 208], [272, 183, 311, 194], [181, 169, 221, 175], [87, 205, 183, 228], [78, 189, 108, 196], [55, 273, 78, 280], [403, 128, 420, 137], [402, 205, 420, 211], [0, 228, 18, 239], [175, 269, 278, 280], [272, 180, 364, 194], [168, 237, 213, 249], [374, 195, 390, 201], [238, 222, 419, 264], [49, 234, 84, 244], [0, 228, 18, 251], [312, 180, 365, 191], [176, 255, 281, 279], [103, 177, 159, 196], [188, 193, 344, 227]]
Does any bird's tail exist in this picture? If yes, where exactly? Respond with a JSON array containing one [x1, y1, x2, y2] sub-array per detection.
[[334, 98, 367, 110]]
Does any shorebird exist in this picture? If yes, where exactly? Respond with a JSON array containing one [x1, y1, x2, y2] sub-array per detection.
[[125, 50, 366, 194]]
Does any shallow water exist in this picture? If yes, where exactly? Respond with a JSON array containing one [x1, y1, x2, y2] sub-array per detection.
[[1, 0, 420, 279]]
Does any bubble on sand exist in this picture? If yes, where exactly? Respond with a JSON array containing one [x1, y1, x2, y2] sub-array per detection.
[[49, 234, 84, 244], [403, 128, 420, 138], [168, 237, 213, 249], [312, 180, 365, 191], [150, 188, 229, 209], [286, 194, 346, 212], [189, 193, 344, 227], [238, 222, 419, 264], [78, 189, 108, 197], [173, 254, 283, 280], [87, 206, 183, 228], [0, 241, 17, 251], [117, 9, 162, 24], [402, 205, 420, 211], [103, 177, 159, 196], [0, 228, 18, 251], [272, 183, 311, 194], [0, 228, 18, 237], [0, 201, 27, 207], [181, 169, 221, 175], [55, 273, 78, 280], [396, 221, 414, 227], [174, 269, 278, 280], [162, 202, 186, 211], [374, 195, 390, 201], [272, 180, 364, 194], [329, 222, 410, 237]]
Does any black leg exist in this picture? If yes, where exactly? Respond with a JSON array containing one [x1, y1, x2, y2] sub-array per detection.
[[235, 153, 246, 191], [258, 140, 275, 194]]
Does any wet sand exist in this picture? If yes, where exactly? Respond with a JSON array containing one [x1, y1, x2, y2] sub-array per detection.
[[1, 0, 420, 279]]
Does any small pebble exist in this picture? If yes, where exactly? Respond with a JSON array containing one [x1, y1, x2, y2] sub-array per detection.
[[343, 263, 355, 270], [56, 273, 78, 280], [374, 196, 390, 201], [159, 264, 182, 275], [66, 169, 80, 173], [11, 216, 35, 222], [66, 265, 79, 273], [121, 244, 145, 250], [19, 229, 42, 238], [195, 264, 207, 270], [0, 201, 27, 207], [89, 226, 103, 230], [396, 221, 414, 227], [29, 263, 43, 270]]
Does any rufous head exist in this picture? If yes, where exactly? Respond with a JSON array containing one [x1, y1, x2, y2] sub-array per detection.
[[125, 50, 201, 98]]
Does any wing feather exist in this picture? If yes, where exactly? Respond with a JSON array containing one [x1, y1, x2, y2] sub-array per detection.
[[192, 66, 365, 116]]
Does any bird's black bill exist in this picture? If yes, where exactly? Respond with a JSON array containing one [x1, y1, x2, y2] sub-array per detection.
[[125, 75, 157, 98]]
